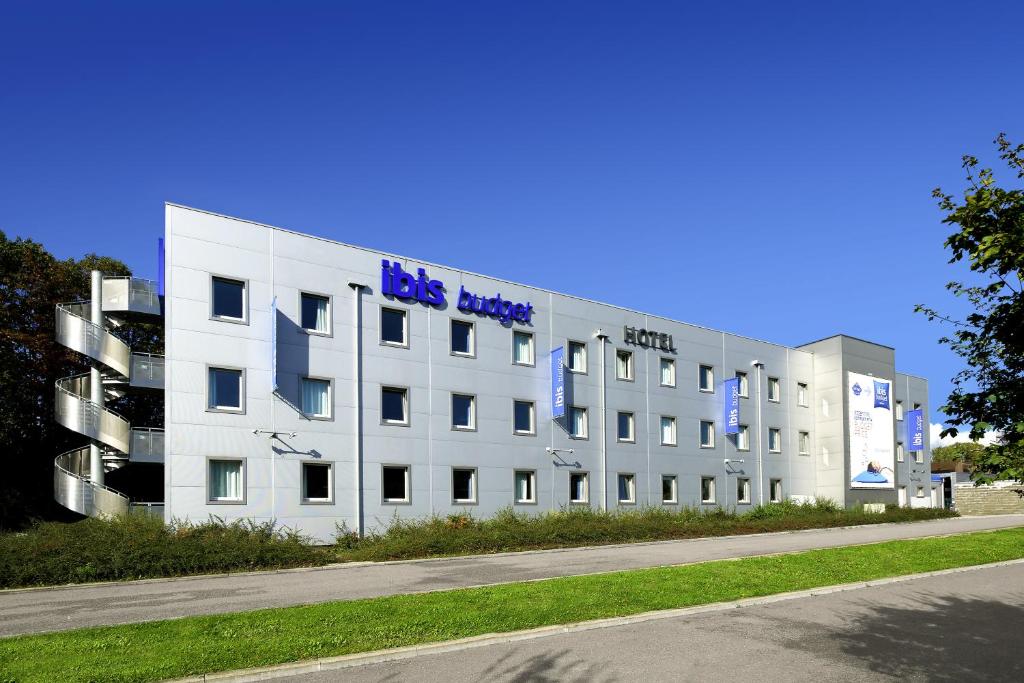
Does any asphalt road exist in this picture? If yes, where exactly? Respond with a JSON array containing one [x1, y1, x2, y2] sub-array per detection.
[[1, 514, 1022, 637], [291, 561, 1024, 682]]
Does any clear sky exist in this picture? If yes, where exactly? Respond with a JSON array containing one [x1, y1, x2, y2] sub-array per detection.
[[2, 1, 1021, 429]]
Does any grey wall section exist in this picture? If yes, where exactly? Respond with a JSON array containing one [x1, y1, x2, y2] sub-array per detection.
[[165, 205, 933, 542]]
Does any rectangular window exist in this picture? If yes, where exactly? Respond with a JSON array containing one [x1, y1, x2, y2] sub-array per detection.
[[301, 462, 332, 503], [451, 393, 476, 430], [300, 377, 331, 419], [737, 477, 751, 504], [452, 468, 477, 504], [660, 416, 677, 446], [567, 341, 587, 373], [208, 367, 244, 412], [381, 386, 409, 425], [513, 331, 535, 365], [514, 470, 536, 504], [895, 401, 904, 420], [897, 442, 905, 463], [513, 400, 535, 435], [799, 431, 810, 455], [300, 292, 330, 334], [737, 424, 750, 451], [660, 358, 676, 387], [769, 478, 783, 503], [382, 465, 409, 503], [700, 420, 715, 448], [661, 475, 678, 504], [916, 486, 925, 498], [915, 450, 924, 464], [569, 472, 589, 504], [797, 382, 809, 407], [736, 371, 749, 398], [211, 276, 246, 322], [701, 476, 716, 504], [617, 473, 636, 504], [451, 320, 474, 356], [616, 350, 634, 380], [380, 307, 407, 346], [767, 377, 780, 402], [569, 406, 588, 439], [768, 427, 782, 453], [617, 411, 635, 442], [699, 365, 714, 392], [208, 459, 244, 503]]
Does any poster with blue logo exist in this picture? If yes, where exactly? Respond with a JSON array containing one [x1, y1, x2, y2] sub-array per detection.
[[849, 372, 894, 489], [550, 346, 565, 419], [907, 409, 925, 451], [723, 377, 740, 434]]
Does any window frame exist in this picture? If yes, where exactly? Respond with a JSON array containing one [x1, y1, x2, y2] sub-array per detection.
[[737, 424, 750, 452], [615, 349, 634, 382], [569, 471, 590, 504], [700, 476, 717, 505], [298, 290, 332, 337], [451, 467, 478, 505], [914, 450, 924, 464], [379, 306, 409, 348], [566, 340, 588, 374], [798, 431, 810, 456], [797, 382, 809, 407], [768, 427, 782, 453], [512, 399, 536, 436], [209, 274, 249, 325], [661, 474, 678, 505], [616, 411, 635, 443], [514, 469, 537, 505], [699, 364, 715, 393], [380, 385, 410, 426], [660, 415, 677, 446], [767, 376, 781, 403], [206, 365, 246, 414], [699, 419, 716, 448], [207, 457, 246, 504], [450, 392, 477, 432], [381, 464, 411, 504], [896, 442, 905, 463], [895, 401, 904, 421], [737, 477, 752, 505], [300, 461, 334, 505], [299, 375, 334, 420], [660, 357, 676, 387], [617, 472, 637, 505], [512, 330, 535, 367], [450, 319, 476, 358], [769, 478, 783, 503], [735, 371, 749, 398], [568, 405, 589, 440]]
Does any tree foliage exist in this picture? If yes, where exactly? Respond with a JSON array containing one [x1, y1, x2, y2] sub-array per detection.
[[931, 442, 987, 466], [917, 133, 1024, 484]]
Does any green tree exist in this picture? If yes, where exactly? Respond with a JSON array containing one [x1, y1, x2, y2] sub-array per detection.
[[931, 442, 987, 466], [917, 133, 1024, 484]]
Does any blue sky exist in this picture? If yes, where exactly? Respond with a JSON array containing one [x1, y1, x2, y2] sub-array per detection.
[[2, 1, 1021, 427]]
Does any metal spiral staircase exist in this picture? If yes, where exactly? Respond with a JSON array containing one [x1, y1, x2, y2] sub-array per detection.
[[53, 272, 165, 518]]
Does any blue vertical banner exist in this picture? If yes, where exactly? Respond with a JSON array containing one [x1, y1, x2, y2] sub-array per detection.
[[907, 409, 924, 451], [723, 377, 740, 434], [157, 237, 165, 297], [550, 346, 565, 419], [270, 296, 278, 392]]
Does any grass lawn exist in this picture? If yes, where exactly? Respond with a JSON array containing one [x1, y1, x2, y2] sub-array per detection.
[[1, 527, 1022, 683]]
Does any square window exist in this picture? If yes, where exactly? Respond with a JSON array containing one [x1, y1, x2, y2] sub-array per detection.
[[208, 459, 244, 502], [514, 470, 536, 504], [769, 478, 783, 503], [567, 341, 587, 373], [513, 331, 535, 365], [799, 431, 810, 455], [569, 472, 589, 504], [699, 365, 714, 392], [208, 367, 243, 412], [380, 307, 407, 346], [301, 462, 332, 503], [736, 371, 749, 398], [897, 442, 905, 462], [913, 402, 922, 411], [381, 387, 409, 425], [737, 477, 751, 504], [300, 293, 330, 334], [569, 406, 588, 439], [617, 473, 636, 504], [700, 420, 715, 448], [616, 350, 634, 381], [895, 401, 904, 421], [660, 358, 676, 387], [300, 377, 331, 419], [452, 393, 476, 430], [451, 320, 474, 356], [382, 465, 409, 503], [797, 382, 809, 407], [701, 476, 716, 504], [452, 468, 477, 503], [661, 475, 678, 504], [660, 416, 677, 446], [513, 400, 535, 435], [768, 428, 782, 453], [211, 276, 246, 322], [617, 412, 635, 442], [767, 377, 780, 402], [737, 424, 750, 451]]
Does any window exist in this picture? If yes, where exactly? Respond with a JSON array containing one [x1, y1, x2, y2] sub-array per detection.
[[211, 276, 246, 322], [513, 331, 535, 365], [913, 402, 921, 411], [452, 468, 477, 504], [916, 486, 925, 498], [661, 475, 678, 504], [208, 459, 244, 503], [896, 442, 905, 463], [914, 450, 924, 465], [736, 371, 749, 398], [701, 476, 716, 504], [513, 400, 535, 435], [660, 358, 676, 387], [382, 465, 409, 503], [300, 292, 330, 334], [617, 412, 635, 442], [799, 431, 810, 455], [660, 416, 677, 446], [617, 473, 636, 504], [381, 386, 409, 425], [737, 424, 750, 451], [699, 365, 714, 392], [699, 420, 715, 448], [300, 377, 331, 419], [898, 485, 907, 506], [895, 401, 904, 420], [797, 382, 809, 407], [208, 367, 244, 412], [451, 393, 476, 430], [301, 462, 332, 503], [514, 470, 536, 504], [451, 320, 474, 356], [569, 406, 588, 439], [567, 341, 587, 373], [616, 350, 634, 380], [737, 477, 751, 504], [569, 472, 589, 504], [769, 478, 783, 503], [380, 307, 407, 346], [769, 427, 782, 453], [767, 377, 780, 402]]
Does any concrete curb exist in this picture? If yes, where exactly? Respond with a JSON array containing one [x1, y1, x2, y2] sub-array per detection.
[[164, 557, 1024, 683]]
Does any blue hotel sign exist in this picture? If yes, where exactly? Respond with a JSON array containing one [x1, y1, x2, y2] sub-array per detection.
[[550, 346, 565, 419], [723, 377, 740, 434], [907, 408, 924, 451]]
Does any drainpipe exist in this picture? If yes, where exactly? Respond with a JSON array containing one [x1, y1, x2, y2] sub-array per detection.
[[89, 270, 104, 486], [595, 329, 609, 511], [752, 360, 765, 504], [348, 281, 367, 537]]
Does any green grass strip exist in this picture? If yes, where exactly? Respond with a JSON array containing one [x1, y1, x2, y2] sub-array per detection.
[[2, 527, 1023, 683]]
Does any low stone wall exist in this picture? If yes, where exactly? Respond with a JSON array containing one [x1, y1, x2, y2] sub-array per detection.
[[955, 481, 1024, 515]]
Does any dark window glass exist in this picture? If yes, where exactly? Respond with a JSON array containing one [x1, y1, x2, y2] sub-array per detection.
[[382, 388, 407, 422], [453, 469, 474, 501], [514, 401, 533, 433], [451, 320, 472, 354], [301, 293, 329, 332], [209, 368, 242, 409], [618, 413, 632, 440], [662, 477, 675, 502], [452, 394, 474, 428], [381, 308, 406, 344], [382, 466, 407, 501], [303, 464, 330, 500], [212, 277, 245, 319]]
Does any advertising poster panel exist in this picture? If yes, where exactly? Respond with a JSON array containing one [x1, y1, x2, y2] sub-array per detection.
[[848, 371, 895, 489]]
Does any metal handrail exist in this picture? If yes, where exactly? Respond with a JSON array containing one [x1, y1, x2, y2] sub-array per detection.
[[56, 303, 130, 378], [55, 374, 130, 422], [54, 448, 131, 501]]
